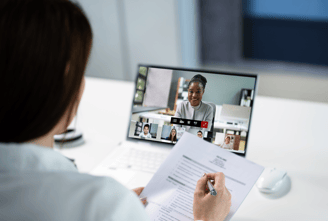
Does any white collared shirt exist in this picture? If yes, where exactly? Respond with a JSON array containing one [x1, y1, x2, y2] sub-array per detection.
[[175, 101, 214, 131], [139, 132, 151, 138], [0, 142, 150, 221]]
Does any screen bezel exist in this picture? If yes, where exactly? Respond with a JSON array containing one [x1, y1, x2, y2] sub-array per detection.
[[125, 64, 259, 158]]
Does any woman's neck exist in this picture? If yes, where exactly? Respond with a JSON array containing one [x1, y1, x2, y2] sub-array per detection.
[[191, 101, 202, 110], [28, 132, 55, 148]]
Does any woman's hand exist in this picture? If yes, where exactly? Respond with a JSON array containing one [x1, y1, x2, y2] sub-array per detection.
[[132, 187, 147, 205], [193, 172, 231, 221]]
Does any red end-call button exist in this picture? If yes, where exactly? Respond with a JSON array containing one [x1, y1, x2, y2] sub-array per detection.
[[201, 121, 208, 128]]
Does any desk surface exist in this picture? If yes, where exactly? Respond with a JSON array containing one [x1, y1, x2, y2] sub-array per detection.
[[59, 77, 328, 221]]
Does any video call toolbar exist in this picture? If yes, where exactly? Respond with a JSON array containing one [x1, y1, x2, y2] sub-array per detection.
[[170, 117, 209, 129]]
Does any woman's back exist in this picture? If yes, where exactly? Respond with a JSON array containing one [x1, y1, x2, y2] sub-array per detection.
[[0, 142, 149, 221]]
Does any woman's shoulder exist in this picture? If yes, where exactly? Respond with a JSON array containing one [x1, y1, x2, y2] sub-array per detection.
[[201, 102, 214, 113], [19, 171, 127, 191], [2, 172, 149, 220], [175, 101, 189, 115], [202, 101, 214, 109], [177, 101, 189, 108]]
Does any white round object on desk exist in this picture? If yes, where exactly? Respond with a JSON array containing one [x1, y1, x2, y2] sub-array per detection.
[[54, 129, 84, 148], [257, 167, 291, 199]]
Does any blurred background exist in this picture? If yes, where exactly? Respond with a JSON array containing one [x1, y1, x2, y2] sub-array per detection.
[[75, 0, 328, 104]]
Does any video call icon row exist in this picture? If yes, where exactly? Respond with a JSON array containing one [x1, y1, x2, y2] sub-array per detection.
[[170, 117, 208, 128]]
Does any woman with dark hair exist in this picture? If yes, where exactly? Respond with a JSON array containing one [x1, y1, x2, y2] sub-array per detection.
[[175, 74, 214, 130], [0, 1, 231, 220], [219, 136, 233, 150], [0, 0, 149, 220], [165, 128, 178, 142]]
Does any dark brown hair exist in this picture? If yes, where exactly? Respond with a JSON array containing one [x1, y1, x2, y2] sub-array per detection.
[[0, 0, 92, 142], [168, 128, 177, 141]]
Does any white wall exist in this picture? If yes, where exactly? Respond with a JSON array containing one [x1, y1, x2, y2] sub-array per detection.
[[123, 0, 182, 80], [204, 63, 328, 104], [77, 0, 126, 80], [77, 0, 182, 81], [176, 0, 199, 68]]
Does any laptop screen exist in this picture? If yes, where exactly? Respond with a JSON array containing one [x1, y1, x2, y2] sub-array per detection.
[[127, 65, 257, 157]]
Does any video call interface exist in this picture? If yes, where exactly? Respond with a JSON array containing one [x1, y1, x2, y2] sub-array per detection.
[[128, 66, 256, 154]]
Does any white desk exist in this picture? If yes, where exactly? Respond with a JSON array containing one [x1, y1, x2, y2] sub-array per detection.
[[59, 77, 328, 221]]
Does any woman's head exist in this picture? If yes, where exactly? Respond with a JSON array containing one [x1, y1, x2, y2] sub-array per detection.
[[169, 128, 177, 141], [171, 129, 176, 136], [188, 74, 207, 107], [0, 0, 92, 143], [225, 136, 231, 144]]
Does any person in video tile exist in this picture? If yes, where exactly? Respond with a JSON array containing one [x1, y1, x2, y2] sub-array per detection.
[[175, 74, 213, 130], [197, 130, 203, 138], [165, 128, 178, 142], [219, 136, 233, 150], [139, 124, 151, 139]]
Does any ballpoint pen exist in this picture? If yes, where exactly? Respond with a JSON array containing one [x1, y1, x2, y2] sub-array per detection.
[[207, 179, 217, 196], [203, 173, 217, 196]]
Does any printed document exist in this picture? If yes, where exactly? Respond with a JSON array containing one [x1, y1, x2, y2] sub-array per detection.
[[139, 132, 264, 221]]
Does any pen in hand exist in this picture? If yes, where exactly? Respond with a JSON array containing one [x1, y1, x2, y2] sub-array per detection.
[[203, 173, 217, 196], [194, 172, 231, 221]]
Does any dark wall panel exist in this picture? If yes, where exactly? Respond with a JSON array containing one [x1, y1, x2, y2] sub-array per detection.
[[199, 0, 242, 64], [244, 17, 328, 66]]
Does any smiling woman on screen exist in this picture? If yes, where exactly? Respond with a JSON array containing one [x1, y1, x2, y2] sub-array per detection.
[[0, 0, 230, 220], [175, 74, 214, 130]]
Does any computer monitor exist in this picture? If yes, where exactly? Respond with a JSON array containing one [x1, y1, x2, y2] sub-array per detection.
[[127, 65, 258, 157]]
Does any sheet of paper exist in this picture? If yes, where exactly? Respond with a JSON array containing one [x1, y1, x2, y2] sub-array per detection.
[[139, 132, 264, 221]]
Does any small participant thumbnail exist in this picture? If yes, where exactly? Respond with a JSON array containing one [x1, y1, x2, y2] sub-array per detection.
[[214, 131, 246, 153], [132, 122, 158, 139]]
